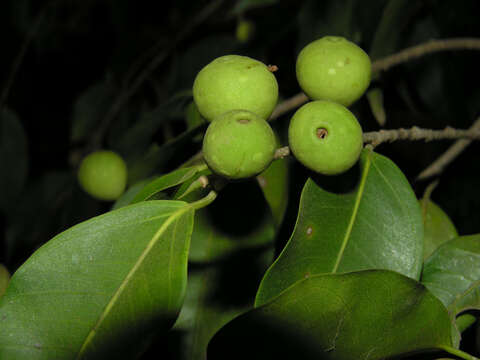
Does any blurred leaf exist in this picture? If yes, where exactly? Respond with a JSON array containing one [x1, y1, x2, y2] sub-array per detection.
[[256, 157, 289, 228], [0, 108, 28, 213], [231, 0, 278, 15], [189, 180, 275, 263], [422, 234, 480, 317], [5, 171, 77, 265], [256, 149, 423, 306], [209, 270, 453, 360], [420, 198, 458, 260], [366, 87, 386, 126], [369, 0, 421, 61], [0, 264, 10, 298], [131, 164, 208, 204], [174, 35, 239, 91], [113, 91, 191, 157], [173, 248, 273, 360], [126, 124, 206, 184], [0, 200, 194, 359], [70, 81, 117, 143], [297, 0, 357, 50], [111, 179, 150, 210]]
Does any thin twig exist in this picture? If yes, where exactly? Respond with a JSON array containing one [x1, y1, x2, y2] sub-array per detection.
[[89, 0, 224, 151], [269, 38, 480, 121], [416, 117, 480, 181], [372, 38, 480, 73], [363, 125, 480, 147], [269, 124, 480, 163]]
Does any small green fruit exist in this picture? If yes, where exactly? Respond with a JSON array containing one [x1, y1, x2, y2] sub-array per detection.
[[78, 150, 127, 201], [296, 36, 371, 106], [193, 55, 278, 121], [288, 100, 363, 175], [203, 110, 276, 179]]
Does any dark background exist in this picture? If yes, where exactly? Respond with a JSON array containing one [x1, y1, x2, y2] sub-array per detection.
[[1, 0, 480, 357]]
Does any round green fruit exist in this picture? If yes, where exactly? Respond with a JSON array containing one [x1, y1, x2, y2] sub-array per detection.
[[296, 36, 371, 106], [78, 150, 127, 201], [203, 110, 276, 179], [288, 100, 363, 175], [193, 55, 278, 121]]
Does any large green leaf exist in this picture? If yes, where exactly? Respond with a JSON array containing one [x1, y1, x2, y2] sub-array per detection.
[[0, 200, 194, 359], [0, 108, 28, 213], [256, 149, 423, 306], [420, 198, 458, 260], [209, 270, 453, 360], [422, 234, 480, 317]]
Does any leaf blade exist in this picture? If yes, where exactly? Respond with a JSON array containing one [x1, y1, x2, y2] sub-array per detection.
[[255, 149, 423, 306], [209, 270, 453, 360], [0, 200, 194, 360]]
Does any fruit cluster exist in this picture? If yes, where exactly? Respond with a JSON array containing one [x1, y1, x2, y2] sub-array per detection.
[[194, 36, 371, 179]]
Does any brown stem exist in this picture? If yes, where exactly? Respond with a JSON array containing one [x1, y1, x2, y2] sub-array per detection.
[[372, 38, 480, 73], [363, 125, 480, 147]]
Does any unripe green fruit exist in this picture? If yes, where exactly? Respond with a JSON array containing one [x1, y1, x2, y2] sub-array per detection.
[[193, 55, 278, 121], [78, 150, 127, 201], [288, 100, 363, 175], [296, 36, 371, 106], [203, 110, 276, 179]]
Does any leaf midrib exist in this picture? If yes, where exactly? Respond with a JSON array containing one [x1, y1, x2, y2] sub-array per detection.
[[76, 203, 191, 359], [331, 152, 372, 273]]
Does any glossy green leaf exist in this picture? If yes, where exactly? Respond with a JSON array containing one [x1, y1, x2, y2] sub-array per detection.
[[70, 81, 116, 143], [209, 270, 453, 360], [420, 199, 458, 260], [256, 157, 289, 228], [422, 234, 480, 316], [256, 149, 423, 306], [131, 164, 207, 204], [0, 200, 194, 359], [0, 108, 28, 212], [0, 264, 10, 298]]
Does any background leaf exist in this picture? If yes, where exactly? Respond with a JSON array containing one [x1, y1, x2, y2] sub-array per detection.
[[420, 198, 458, 260], [0, 108, 28, 213], [188, 180, 275, 263], [209, 270, 453, 360], [255, 157, 289, 228], [255, 149, 423, 306], [0, 264, 10, 298], [422, 234, 480, 317], [70, 80, 116, 143], [0, 200, 194, 359], [172, 247, 273, 360], [131, 164, 207, 204]]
